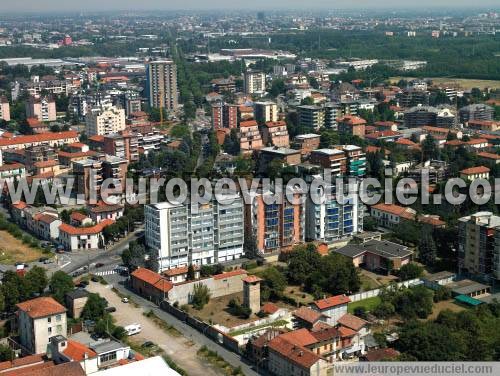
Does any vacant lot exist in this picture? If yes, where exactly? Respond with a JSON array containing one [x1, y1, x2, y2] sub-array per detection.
[[390, 76, 500, 90], [348, 296, 381, 314], [0, 231, 43, 264], [283, 286, 315, 306], [184, 292, 259, 328], [427, 299, 466, 321]]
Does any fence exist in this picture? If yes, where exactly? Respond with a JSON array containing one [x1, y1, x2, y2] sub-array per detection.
[[160, 301, 240, 353], [348, 278, 423, 302]]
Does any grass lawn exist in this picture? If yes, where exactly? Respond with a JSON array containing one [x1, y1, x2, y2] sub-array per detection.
[[348, 296, 382, 314], [283, 286, 315, 306], [0, 230, 43, 264], [359, 274, 380, 291]]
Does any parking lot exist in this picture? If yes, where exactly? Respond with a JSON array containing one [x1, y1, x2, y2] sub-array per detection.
[[87, 281, 223, 376]]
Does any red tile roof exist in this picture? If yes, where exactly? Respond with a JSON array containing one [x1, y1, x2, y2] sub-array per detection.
[[0, 162, 25, 172], [293, 307, 323, 324], [59, 219, 114, 236], [12, 201, 28, 210], [313, 295, 351, 310], [371, 203, 416, 220], [363, 348, 400, 361], [265, 121, 286, 128], [337, 313, 368, 331], [213, 269, 247, 280], [466, 138, 488, 145], [37, 214, 59, 225], [460, 166, 490, 175], [242, 275, 263, 283], [338, 115, 366, 125], [88, 135, 104, 143], [70, 212, 88, 222], [278, 328, 319, 347], [261, 302, 279, 315], [0, 354, 45, 372], [0, 131, 78, 147], [16, 297, 66, 318], [63, 340, 97, 361], [131, 267, 173, 293], [239, 120, 258, 128], [395, 138, 418, 147], [365, 130, 401, 140], [268, 336, 321, 369], [162, 265, 198, 277], [478, 152, 500, 160]]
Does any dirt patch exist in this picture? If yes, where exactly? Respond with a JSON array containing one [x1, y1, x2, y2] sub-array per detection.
[[390, 76, 500, 90], [427, 299, 466, 321], [0, 231, 43, 264], [283, 286, 314, 306], [184, 292, 260, 328]]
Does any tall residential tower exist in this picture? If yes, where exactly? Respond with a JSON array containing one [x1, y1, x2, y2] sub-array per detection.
[[146, 60, 179, 110]]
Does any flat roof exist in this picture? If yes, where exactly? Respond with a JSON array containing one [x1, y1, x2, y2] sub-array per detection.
[[455, 295, 484, 306], [260, 147, 301, 155], [313, 148, 345, 156]]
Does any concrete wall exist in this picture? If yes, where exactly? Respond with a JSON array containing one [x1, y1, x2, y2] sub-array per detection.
[[348, 278, 422, 302], [167, 273, 247, 305]]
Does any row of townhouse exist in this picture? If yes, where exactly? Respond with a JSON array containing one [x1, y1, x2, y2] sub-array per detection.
[[10, 201, 122, 251]]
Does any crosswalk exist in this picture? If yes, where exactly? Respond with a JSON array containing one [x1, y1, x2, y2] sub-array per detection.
[[94, 269, 118, 276]]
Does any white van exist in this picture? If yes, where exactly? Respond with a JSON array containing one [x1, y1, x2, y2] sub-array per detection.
[[124, 323, 142, 336]]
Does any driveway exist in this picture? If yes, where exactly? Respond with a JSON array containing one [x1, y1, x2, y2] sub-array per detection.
[[87, 281, 222, 376]]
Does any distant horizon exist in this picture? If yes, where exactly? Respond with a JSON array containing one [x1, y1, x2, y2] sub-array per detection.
[[0, 1, 499, 14]]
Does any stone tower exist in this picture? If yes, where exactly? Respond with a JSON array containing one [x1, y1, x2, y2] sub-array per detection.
[[243, 275, 262, 314]]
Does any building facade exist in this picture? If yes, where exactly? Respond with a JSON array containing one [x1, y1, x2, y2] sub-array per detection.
[[146, 60, 179, 110], [85, 105, 126, 136]]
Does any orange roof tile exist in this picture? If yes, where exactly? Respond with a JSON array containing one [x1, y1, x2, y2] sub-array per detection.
[[337, 313, 368, 331], [268, 336, 320, 369], [261, 302, 279, 315], [213, 269, 247, 280], [34, 160, 58, 168], [59, 219, 114, 236], [242, 275, 263, 283], [239, 120, 258, 128], [131, 267, 173, 293], [466, 138, 488, 145], [338, 115, 366, 125], [63, 340, 97, 361], [0, 131, 78, 147], [371, 203, 416, 220], [16, 297, 66, 318], [0, 162, 25, 172], [88, 135, 105, 143], [70, 212, 88, 221], [162, 265, 198, 277], [12, 201, 28, 210], [460, 166, 490, 175], [478, 152, 500, 160], [293, 307, 323, 324], [313, 295, 351, 310], [278, 328, 318, 347], [265, 121, 287, 128]]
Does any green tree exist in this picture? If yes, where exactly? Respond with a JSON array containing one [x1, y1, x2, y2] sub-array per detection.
[[261, 266, 287, 300], [397, 263, 424, 281], [0, 344, 14, 362], [121, 241, 146, 271], [25, 266, 48, 295], [287, 244, 322, 285], [82, 293, 108, 321], [191, 283, 210, 310], [49, 271, 74, 304], [186, 264, 196, 281]]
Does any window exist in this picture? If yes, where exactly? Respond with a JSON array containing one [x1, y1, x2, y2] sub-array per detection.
[[48, 327, 52, 335], [47, 317, 51, 323], [56, 314, 61, 322], [100, 352, 117, 363]]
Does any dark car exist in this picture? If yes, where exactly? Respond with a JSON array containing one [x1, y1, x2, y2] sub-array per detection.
[[95, 263, 104, 268], [91, 275, 99, 282], [39, 257, 48, 263], [141, 341, 155, 348], [105, 306, 116, 313]]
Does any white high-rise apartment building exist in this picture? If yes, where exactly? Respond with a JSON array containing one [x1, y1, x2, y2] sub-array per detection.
[[305, 184, 364, 243], [146, 60, 179, 110], [244, 71, 266, 95], [145, 194, 244, 271], [85, 104, 126, 136]]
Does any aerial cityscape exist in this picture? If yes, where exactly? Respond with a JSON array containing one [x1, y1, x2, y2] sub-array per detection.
[[0, 2, 499, 376]]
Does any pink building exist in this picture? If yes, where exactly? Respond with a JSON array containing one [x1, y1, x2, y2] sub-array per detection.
[[26, 96, 56, 122], [0, 96, 10, 122], [261, 121, 290, 148], [239, 120, 263, 153]]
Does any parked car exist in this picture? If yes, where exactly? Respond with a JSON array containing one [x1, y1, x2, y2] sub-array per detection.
[[91, 276, 99, 282], [121, 297, 129, 303], [95, 263, 104, 268], [105, 306, 116, 313], [141, 341, 154, 348], [39, 257, 48, 263], [124, 323, 141, 336]]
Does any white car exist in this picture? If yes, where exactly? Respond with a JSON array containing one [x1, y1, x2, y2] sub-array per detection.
[[121, 297, 129, 303], [124, 323, 141, 336]]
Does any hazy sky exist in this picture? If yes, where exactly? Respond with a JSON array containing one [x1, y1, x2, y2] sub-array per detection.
[[1, 0, 499, 13]]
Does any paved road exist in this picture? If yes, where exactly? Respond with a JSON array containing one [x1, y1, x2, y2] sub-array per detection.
[[61, 229, 144, 275], [104, 275, 260, 376]]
